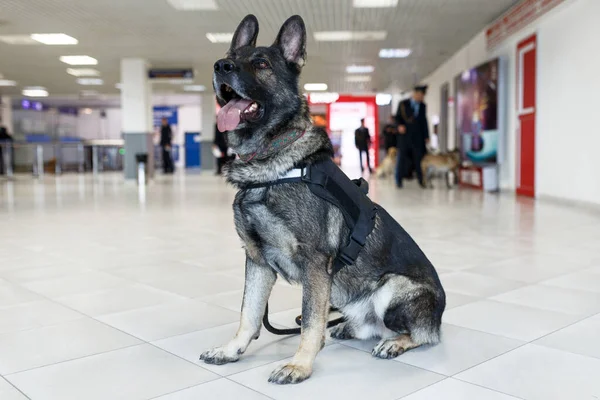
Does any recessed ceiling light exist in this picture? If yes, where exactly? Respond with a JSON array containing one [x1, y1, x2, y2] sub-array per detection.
[[0, 35, 38, 45], [379, 48, 412, 58], [353, 0, 398, 8], [60, 55, 98, 65], [314, 31, 386, 41], [183, 85, 206, 92], [66, 68, 100, 77], [166, 0, 218, 10], [77, 78, 103, 85], [22, 87, 48, 97], [206, 33, 233, 43], [31, 33, 78, 45], [346, 75, 372, 83], [304, 83, 328, 91], [346, 65, 375, 74], [0, 80, 17, 86], [308, 92, 340, 104], [376, 93, 392, 105]]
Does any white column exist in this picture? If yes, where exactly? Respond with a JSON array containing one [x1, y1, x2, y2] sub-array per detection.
[[201, 93, 216, 171], [120, 58, 153, 179], [1, 96, 13, 134]]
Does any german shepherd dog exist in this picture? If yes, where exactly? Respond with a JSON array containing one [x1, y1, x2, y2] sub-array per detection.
[[200, 15, 446, 385]]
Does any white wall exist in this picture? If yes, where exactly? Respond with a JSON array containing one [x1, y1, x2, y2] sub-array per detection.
[[536, 0, 600, 204], [422, 0, 598, 204]]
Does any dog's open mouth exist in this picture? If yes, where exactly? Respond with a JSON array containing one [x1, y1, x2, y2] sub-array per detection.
[[217, 84, 262, 132]]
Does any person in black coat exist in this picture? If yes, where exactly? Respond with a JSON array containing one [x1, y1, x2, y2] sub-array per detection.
[[382, 114, 397, 153], [0, 125, 14, 175], [159, 118, 174, 174], [395, 85, 430, 188], [213, 124, 233, 175], [354, 118, 372, 173]]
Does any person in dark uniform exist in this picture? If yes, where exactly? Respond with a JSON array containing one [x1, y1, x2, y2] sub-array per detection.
[[213, 124, 232, 175], [395, 85, 430, 188], [382, 114, 397, 154], [0, 125, 14, 175], [159, 118, 174, 174], [354, 118, 372, 173]]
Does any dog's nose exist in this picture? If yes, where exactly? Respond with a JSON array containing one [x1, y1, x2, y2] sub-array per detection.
[[214, 59, 235, 75]]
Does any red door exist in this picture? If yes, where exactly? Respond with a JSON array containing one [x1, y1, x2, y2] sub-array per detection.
[[516, 34, 537, 197]]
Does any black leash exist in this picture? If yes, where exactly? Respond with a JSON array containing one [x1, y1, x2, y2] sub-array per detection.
[[262, 303, 346, 335]]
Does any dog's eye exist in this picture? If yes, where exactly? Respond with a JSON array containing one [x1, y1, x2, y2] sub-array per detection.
[[253, 59, 270, 70]]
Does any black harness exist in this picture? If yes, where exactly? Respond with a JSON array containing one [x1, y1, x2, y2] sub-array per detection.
[[245, 158, 378, 275]]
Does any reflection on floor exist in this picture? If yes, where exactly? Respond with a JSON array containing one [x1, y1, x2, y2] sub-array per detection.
[[1, 172, 599, 400]]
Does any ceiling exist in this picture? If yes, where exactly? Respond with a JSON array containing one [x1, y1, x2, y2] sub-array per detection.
[[0, 0, 518, 101]]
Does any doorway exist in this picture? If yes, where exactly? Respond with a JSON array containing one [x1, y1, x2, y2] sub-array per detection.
[[516, 34, 537, 197]]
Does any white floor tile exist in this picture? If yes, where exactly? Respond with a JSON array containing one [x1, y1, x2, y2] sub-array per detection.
[[0, 300, 83, 334], [0, 317, 141, 374], [0, 264, 88, 284], [443, 300, 579, 341], [156, 378, 270, 400], [456, 344, 600, 400], [154, 322, 305, 376], [97, 299, 239, 341], [439, 272, 525, 297], [402, 378, 520, 400], [541, 271, 600, 293], [445, 291, 481, 310], [0, 378, 27, 400], [6, 344, 218, 400], [491, 284, 600, 316], [21, 271, 130, 298], [0, 282, 42, 307], [55, 284, 186, 317], [229, 344, 444, 400], [200, 284, 302, 314], [535, 314, 600, 359]]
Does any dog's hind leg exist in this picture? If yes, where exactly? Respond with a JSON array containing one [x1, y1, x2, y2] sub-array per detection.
[[371, 275, 444, 359], [200, 257, 276, 365], [269, 255, 332, 384]]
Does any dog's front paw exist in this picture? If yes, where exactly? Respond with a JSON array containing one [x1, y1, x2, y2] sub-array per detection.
[[371, 338, 405, 359], [268, 363, 312, 384], [199, 346, 241, 365]]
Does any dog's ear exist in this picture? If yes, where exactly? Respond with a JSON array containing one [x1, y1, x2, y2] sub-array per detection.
[[228, 14, 259, 55], [273, 15, 307, 68]]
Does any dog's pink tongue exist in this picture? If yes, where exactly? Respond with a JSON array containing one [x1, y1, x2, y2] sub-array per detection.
[[217, 99, 252, 132]]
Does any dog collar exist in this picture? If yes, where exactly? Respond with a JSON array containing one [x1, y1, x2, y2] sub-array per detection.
[[239, 130, 306, 162]]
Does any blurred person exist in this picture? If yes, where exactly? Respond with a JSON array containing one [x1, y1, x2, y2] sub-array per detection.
[[383, 114, 397, 154], [160, 117, 174, 174], [354, 118, 372, 173], [213, 123, 233, 175], [0, 124, 14, 175], [395, 85, 430, 189]]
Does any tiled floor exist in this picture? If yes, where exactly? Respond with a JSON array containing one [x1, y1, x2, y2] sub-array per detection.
[[1, 171, 600, 400]]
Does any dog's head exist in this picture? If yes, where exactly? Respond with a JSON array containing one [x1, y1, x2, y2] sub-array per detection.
[[213, 15, 308, 154]]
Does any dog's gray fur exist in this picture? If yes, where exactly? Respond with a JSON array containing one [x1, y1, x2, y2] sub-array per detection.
[[200, 14, 446, 385]]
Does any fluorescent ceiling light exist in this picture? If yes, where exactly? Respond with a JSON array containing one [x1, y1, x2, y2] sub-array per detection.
[[22, 87, 48, 97], [206, 33, 233, 43], [60, 55, 98, 65], [346, 75, 372, 83], [77, 78, 103, 85], [379, 48, 411, 58], [0, 80, 17, 86], [183, 85, 206, 92], [353, 0, 398, 8], [308, 92, 339, 104], [304, 83, 328, 91], [66, 68, 100, 77], [346, 65, 375, 74], [166, 0, 218, 10], [81, 108, 93, 115], [0, 35, 38, 45], [376, 93, 392, 106], [31, 33, 78, 45], [314, 31, 387, 41]]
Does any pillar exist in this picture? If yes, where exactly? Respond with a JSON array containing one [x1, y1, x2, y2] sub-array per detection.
[[0, 96, 13, 134], [121, 58, 154, 180], [201, 93, 217, 171]]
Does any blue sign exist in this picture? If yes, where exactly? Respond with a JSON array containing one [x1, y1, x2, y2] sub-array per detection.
[[153, 106, 178, 127], [21, 99, 45, 111]]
